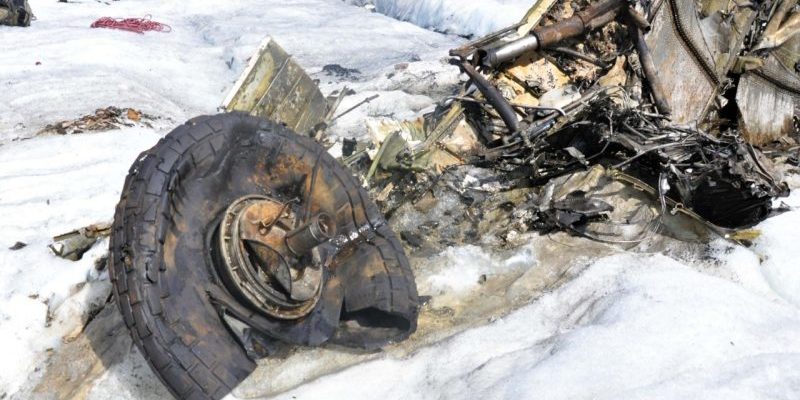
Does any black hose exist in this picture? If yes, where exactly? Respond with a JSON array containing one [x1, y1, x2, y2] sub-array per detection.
[[461, 63, 520, 133]]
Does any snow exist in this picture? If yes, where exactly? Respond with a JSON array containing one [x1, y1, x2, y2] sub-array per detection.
[[0, 0, 459, 142], [749, 193, 800, 307], [321, 58, 464, 141], [0, 128, 162, 395], [353, 0, 535, 37], [278, 249, 800, 400], [87, 348, 172, 400], [2, 0, 800, 399], [234, 198, 800, 399], [421, 244, 535, 294]]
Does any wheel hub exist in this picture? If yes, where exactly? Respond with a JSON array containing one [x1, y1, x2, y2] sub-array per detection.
[[217, 195, 335, 320]]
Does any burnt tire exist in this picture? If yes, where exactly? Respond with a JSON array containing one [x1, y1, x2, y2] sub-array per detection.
[[109, 112, 419, 400]]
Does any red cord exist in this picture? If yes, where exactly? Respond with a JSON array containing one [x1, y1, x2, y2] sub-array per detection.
[[90, 15, 171, 34]]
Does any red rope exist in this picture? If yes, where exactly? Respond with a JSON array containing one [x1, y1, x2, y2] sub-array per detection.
[[90, 15, 171, 34]]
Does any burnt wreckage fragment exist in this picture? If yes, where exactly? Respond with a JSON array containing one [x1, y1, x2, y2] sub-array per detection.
[[0, 0, 32, 27], [441, 0, 790, 230]]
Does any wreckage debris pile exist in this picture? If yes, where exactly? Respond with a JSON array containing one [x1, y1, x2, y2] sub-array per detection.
[[341, 0, 798, 248], [0, 0, 32, 27], [36, 106, 153, 136]]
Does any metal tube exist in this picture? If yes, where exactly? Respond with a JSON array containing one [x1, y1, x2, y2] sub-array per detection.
[[284, 213, 335, 257], [631, 26, 672, 116], [480, 35, 539, 68], [477, 0, 626, 68]]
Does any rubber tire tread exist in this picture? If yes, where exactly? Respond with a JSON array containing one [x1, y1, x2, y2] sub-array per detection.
[[109, 113, 418, 400]]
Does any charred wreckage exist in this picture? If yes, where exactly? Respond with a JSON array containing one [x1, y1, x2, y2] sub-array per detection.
[[48, 0, 798, 398]]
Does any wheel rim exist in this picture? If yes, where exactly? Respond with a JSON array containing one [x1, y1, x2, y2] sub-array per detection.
[[216, 195, 334, 320]]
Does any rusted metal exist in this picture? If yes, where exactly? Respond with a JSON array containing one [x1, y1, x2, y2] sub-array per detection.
[[217, 195, 326, 320], [49, 222, 112, 261], [284, 213, 335, 257], [533, 16, 586, 49], [222, 37, 330, 135], [480, 0, 626, 68], [540, 0, 626, 45]]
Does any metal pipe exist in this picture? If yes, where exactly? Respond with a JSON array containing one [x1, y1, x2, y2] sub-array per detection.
[[461, 63, 520, 133], [450, 22, 525, 59], [631, 26, 672, 116], [479, 0, 626, 68], [284, 213, 335, 257], [331, 94, 380, 122], [480, 35, 539, 68]]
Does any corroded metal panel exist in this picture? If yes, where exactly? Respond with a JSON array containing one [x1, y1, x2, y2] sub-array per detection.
[[737, 73, 796, 146], [645, 0, 719, 123], [734, 34, 800, 145], [645, 0, 753, 124], [223, 37, 329, 135]]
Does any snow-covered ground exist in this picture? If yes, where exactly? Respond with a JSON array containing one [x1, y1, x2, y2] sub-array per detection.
[[348, 0, 534, 37], [0, 128, 162, 396], [2, 1, 800, 400], [279, 219, 800, 400], [0, 0, 458, 142]]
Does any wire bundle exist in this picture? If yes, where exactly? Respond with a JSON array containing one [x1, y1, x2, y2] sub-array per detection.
[[90, 15, 171, 34]]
